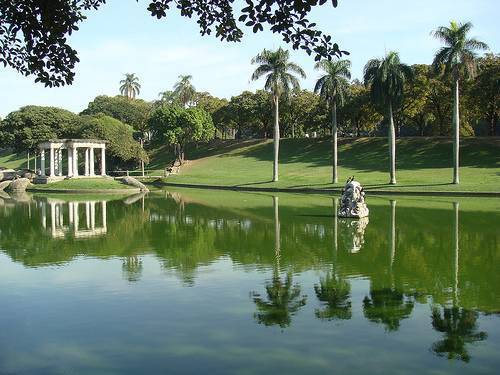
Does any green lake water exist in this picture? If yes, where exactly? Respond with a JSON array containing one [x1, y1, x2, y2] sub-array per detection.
[[0, 189, 499, 374]]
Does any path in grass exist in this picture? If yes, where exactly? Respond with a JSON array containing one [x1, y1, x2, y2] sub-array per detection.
[[151, 137, 500, 192]]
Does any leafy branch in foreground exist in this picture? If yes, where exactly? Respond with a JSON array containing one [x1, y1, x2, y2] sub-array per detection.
[[0, 0, 345, 87]]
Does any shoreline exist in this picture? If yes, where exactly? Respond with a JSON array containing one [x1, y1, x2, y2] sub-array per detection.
[[151, 181, 500, 198], [26, 187, 141, 194]]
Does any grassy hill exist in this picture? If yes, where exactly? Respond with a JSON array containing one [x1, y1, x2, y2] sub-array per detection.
[[0, 149, 27, 170], [3, 138, 499, 193], [149, 137, 500, 193]]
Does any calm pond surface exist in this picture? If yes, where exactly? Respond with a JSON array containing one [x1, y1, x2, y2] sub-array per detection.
[[0, 189, 499, 374]]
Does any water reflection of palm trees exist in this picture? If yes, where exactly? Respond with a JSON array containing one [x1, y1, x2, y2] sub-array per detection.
[[363, 200, 415, 331], [314, 271, 352, 320], [431, 306, 487, 362], [363, 288, 414, 331], [428, 202, 487, 362], [252, 196, 307, 328]]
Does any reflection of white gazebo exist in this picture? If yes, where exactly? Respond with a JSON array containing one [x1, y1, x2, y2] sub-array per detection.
[[36, 139, 106, 183], [41, 199, 107, 239]]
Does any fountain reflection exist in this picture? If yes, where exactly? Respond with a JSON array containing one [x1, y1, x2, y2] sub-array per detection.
[[338, 217, 369, 253]]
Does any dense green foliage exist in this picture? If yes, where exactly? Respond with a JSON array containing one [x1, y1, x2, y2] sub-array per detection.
[[79, 114, 148, 169], [148, 105, 215, 162], [0, 106, 80, 152], [81, 95, 152, 134]]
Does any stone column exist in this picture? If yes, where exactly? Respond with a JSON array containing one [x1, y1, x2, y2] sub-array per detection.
[[74, 202, 79, 232], [84, 148, 89, 176], [73, 147, 79, 177], [89, 147, 95, 176], [90, 201, 96, 229], [49, 146, 55, 177], [101, 147, 106, 176], [50, 202, 56, 235], [41, 201, 47, 228], [58, 149, 63, 176], [86, 201, 91, 229], [68, 148, 73, 177], [40, 148, 46, 176], [102, 201, 107, 229]]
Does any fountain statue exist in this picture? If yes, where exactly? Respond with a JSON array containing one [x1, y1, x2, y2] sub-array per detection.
[[338, 177, 369, 218]]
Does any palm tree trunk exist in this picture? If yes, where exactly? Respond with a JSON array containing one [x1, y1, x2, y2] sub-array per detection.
[[453, 201, 459, 305], [388, 102, 396, 184], [453, 79, 460, 184], [390, 200, 396, 268], [332, 101, 338, 184], [273, 95, 280, 182], [273, 195, 281, 272], [27, 150, 30, 170], [333, 197, 338, 253]]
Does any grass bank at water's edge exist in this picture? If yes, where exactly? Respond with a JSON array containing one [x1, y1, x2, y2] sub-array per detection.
[[147, 137, 500, 193], [28, 178, 135, 190]]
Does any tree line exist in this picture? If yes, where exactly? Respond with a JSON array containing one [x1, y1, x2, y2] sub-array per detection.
[[1, 21, 497, 184]]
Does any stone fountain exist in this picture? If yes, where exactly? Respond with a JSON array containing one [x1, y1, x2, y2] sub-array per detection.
[[338, 177, 369, 218]]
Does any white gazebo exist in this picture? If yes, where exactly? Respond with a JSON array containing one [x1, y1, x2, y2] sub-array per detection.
[[35, 139, 107, 183]]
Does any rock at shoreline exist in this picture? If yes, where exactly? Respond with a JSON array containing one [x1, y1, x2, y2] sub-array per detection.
[[121, 176, 150, 193], [6, 178, 31, 193], [338, 178, 369, 218], [0, 180, 11, 191]]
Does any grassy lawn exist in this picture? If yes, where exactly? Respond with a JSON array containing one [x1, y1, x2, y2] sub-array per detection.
[[0, 149, 27, 170], [30, 178, 135, 190], [149, 137, 500, 193]]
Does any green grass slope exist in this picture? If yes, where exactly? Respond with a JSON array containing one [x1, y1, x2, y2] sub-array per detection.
[[151, 137, 500, 192], [0, 149, 27, 170], [30, 178, 135, 190]]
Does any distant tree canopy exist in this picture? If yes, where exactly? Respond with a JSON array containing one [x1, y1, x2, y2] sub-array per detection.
[[0, 106, 80, 153], [79, 114, 148, 169], [0, 0, 345, 87], [81, 95, 152, 134], [148, 105, 215, 163]]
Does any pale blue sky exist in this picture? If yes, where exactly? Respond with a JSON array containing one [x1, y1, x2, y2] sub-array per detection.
[[0, 0, 498, 117]]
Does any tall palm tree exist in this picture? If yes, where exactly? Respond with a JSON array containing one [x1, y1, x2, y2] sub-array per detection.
[[119, 73, 141, 99], [173, 75, 196, 107], [431, 21, 488, 184], [364, 52, 412, 185], [314, 59, 351, 184], [251, 48, 306, 182]]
